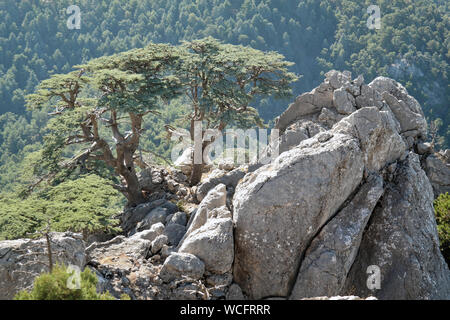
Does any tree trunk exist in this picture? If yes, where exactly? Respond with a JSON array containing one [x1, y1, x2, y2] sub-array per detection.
[[190, 162, 204, 186], [117, 145, 146, 207]]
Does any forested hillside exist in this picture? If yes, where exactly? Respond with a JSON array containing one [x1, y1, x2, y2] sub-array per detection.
[[0, 0, 448, 193]]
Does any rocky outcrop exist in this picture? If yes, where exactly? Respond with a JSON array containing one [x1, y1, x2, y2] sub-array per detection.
[[178, 184, 234, 275], [233, 71, 449, 300], [120, 199, 179, 236], [196, 168, 246, 203], [270, 70, 427, 159], [343, 153, 450, 299], [424, 150, 450, 197], [159, 253, 205, 283], [290, 174, 384, 299], [87, 236, 151, 263], [1, 71, 448, 301], [233, 133, 365, 299], [0, 232, 85, 300]]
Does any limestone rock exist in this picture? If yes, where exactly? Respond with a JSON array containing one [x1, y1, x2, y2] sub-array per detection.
[[130, 222, 165, 242], [178, 216, 234, 275], [196, 169, 246, 203], [233, 133, 364, 299], [424, 153, 450, 197], [290, 174, 384, 299], [136, 203, 178, 233], [333, 88, 356, 115], [121, 199, 177, 236], [151, 235, 169, 254], [163, 223, 186, 246], [332, 107, 407, 172], [181, 184, 227, 243], [325, 70, 352, 90], [166, 211, 188, 227], [0, 232, 86, 300], [87, 236, 150, 263], [159, 253, 205, 283], [344, 153, 450, 299], [370, 77, 427, 138]]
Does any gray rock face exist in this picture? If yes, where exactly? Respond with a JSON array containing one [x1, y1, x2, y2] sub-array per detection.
[[180, 184, 227, 244], [231, 71, 447, 300], [130, 222, 165, 242], [137, 206, 176, 232], [333, 88, 357, 115], [269, 71, 426, 168], [121, 199, 178, 236], [159, 253, 205, 283], [344, 153, 450, 299], [275, 87, 330, 133], [290, 175, 384, 299], [0, 232, 86, 300], [163, 223, 186, 246], [179, 216, 234, 275], [278, 120, 326, 154], [233, 133, 364, 299], [196, 168, 246, 203], [178, 184, 234, 275], [151, 235, 169, 254], [370, 77, 427, 138], [424, 152, 450, 197], [332, 107, 406, 172], [87, 235, 150, 262], [167, 211, 188, 226], [138, 167, 164, 192]]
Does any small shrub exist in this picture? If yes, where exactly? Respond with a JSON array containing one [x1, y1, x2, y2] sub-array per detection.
[[14, 264, 128, 300], [434, 193, 450, 267]]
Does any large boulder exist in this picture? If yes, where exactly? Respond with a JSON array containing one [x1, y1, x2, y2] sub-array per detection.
[[120, 199, 178, 236], [290, 174, 384, 299], [86, 235, 151, 265], [179, 184, 227, 244], [343, 153, 450, 299], [0, 232, 86, 300], [178, 215, 234, 275], [233, 133, 365, 299], [332, 107, 406, 172], [424, 152, 450, 197], [196, 168, 246, 203], [232, 72, 432, 299], [369, 77, 427, 138], [159, 252, 205, 283], [178, 184, 234, 275]]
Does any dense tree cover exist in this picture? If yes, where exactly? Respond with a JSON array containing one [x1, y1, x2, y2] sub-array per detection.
[[0, 0, 448, 239], [0, 174, 123, 240], [26, 43, 184, 205], [319, 0, 449, 147], [14, 264, 129, 300], [23, 38, 295, 203]]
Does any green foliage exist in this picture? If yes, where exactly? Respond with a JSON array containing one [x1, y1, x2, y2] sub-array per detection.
[[178, 37, 298, 131], [0, 0, 448, 192], [434, 193, 450, 266], [321, 0, 449, 148], [0, 174, 123, 240], [24, 42, 184, 205], [14, 264, 127, 300]]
